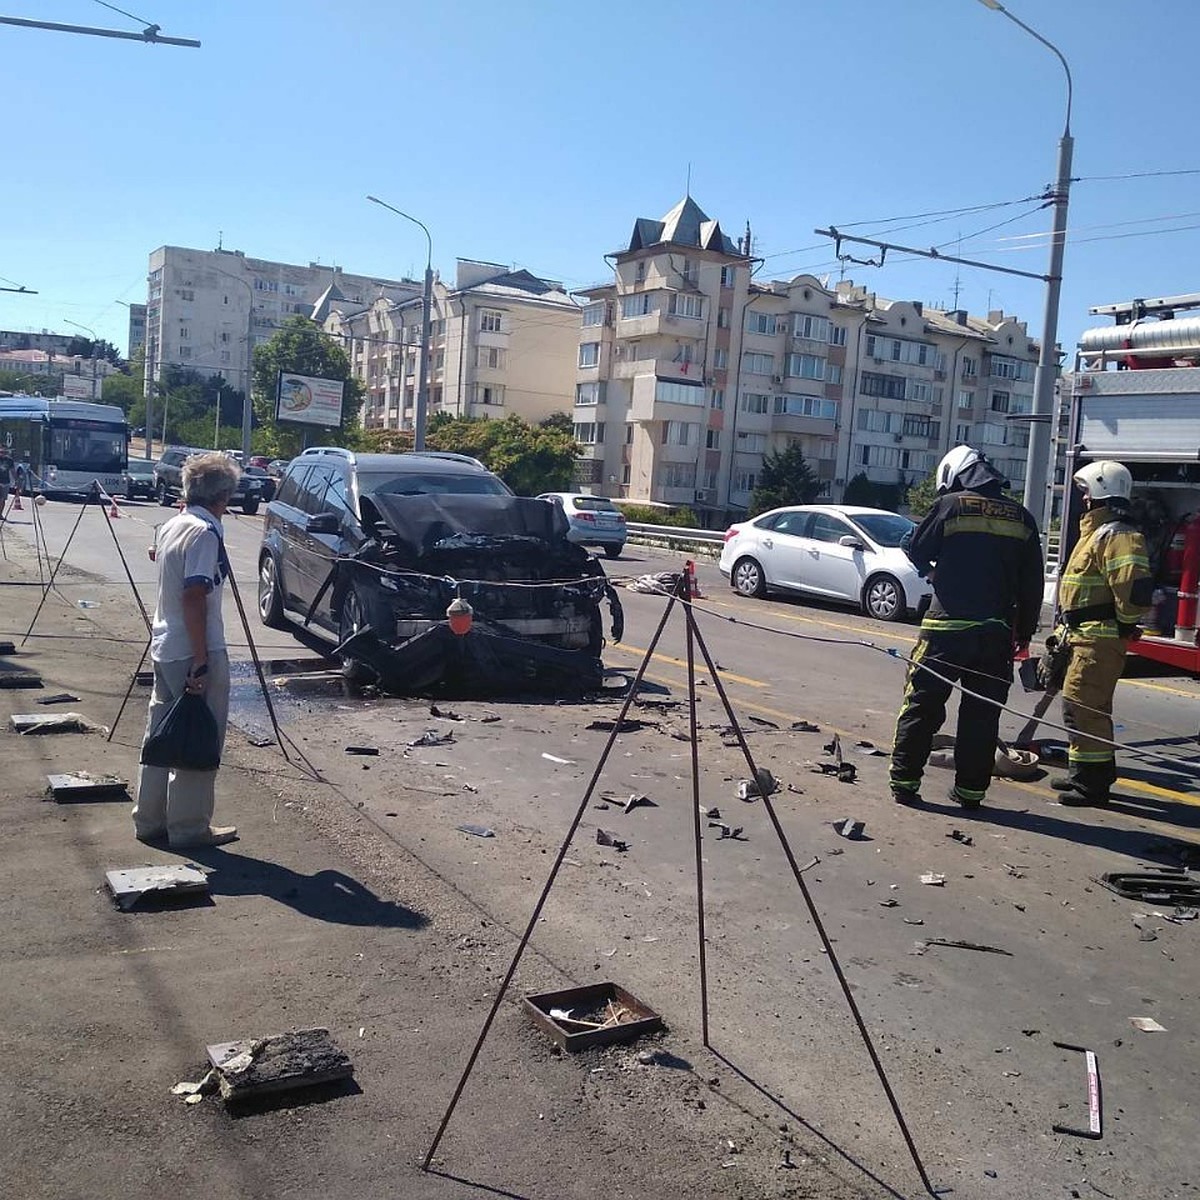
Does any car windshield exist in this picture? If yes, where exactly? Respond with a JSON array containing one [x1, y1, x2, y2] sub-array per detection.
[[849, 512, 913, 548], [48, 424, 125, 472], [573, 497, 618, 512], [244, 466, 267, 477], [357, 470, 510, 498], [127, 458, 154, 470]]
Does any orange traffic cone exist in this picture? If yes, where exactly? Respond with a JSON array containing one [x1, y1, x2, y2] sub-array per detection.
[[108, 496, 121, 519], [12, 488, 23, 511]]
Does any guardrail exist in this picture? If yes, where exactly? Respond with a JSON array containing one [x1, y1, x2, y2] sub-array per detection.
[[624, 521, 725, 558]]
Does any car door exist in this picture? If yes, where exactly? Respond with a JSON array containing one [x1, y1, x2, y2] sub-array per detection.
[[799, 512, 868, 600], [753, 510, 813, 589], [273, 464, 314, 609], [304, 465, 356, 623], [288, 464, 341, 616]]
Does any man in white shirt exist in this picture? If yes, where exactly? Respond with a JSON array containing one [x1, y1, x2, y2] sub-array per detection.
[[133, 451, 242, 848]]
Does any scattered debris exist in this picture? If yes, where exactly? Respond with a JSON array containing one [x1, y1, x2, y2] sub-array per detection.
[[134, 670, 155, 686], [457, 824, 495, 839], [919, 873, 947, 887], [244, 732, 274, 748], [791, 720, 819, 732], [709, 821, 746, 841], [47, 772, 127, 803], [879, 898, 900, 908], [36, 692, 80, 705], [1051, 1042, 1102, 1140], [587, 717, 649, 733], [171, 1069, 219, 1104], [1003, 862, 1026, 878], [736, 768, 779, 800], [0, 666, 43, 690], [541, 752, 573, 765], [626, 572, 678, 595], [429, 704, 463, 721], [855, 739, 886, 756], [1142, 840, 1200, 869], [0, 639, 16, 655], [408, 730, 454, 748], [105, 864, 209, 911], [596, 829, 629, 852], [747, 715, 780, 730], [903, 917, 925, 926], [912, 938, 1013, 957], [623, 793, 655, 814], [833, 818, 866, 840], [206, 1028, 353, 1102], [1129, 1016, 1166, 1033], [344, 745, 379, 756], [786, 782, 804, 795], [1099, 871, 1200, 905], [10, 711, 93, 734], [524, 982, 662, 1050], [77, 599, 100, 609], [946, 829, 974, 846], [700, 805, 721, 820], [479, 714, 501, 724]]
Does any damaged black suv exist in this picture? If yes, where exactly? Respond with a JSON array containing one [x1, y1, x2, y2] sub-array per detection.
[[257, 448, 622, 693]]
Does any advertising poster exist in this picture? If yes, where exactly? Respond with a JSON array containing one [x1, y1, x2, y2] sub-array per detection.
[[275, 371, 345, 428]]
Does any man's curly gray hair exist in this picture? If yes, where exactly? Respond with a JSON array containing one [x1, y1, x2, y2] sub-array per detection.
[[182, 452, 242, 508]]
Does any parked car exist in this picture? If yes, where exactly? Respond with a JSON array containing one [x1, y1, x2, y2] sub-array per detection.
[[248, 455, 271, 469], [258, 447, 622, 692], [120, 456, 157, 500], [243, 465, 276, 502], [718, 505, 931, 622], [267, 458, 290, 478], [153, 446, 263, 515], [536, 492, 627, 558]]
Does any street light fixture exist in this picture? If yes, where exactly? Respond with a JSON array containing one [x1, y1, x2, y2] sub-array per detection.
[[976, 0, 1073, 529], [62, 317, 101, 401], [367, 194, 433, 450]]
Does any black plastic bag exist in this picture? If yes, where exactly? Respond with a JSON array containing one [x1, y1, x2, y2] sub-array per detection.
[[140, 691, 221, 771]]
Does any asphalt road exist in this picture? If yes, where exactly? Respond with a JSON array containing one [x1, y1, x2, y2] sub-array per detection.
[[4, 496, 1200, 1198]]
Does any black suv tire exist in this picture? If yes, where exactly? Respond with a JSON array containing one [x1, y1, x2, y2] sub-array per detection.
[[258, 553, 287, 628], [156, 479, 172, 507]]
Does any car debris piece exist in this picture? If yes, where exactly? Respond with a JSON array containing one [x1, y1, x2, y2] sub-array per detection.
[[429, 704, 463, 721], [135, 670, 155, 686], [542, 752, 573, 765], [748, 715, 780, 730], [919, 872, 947, 887], [596, 829, 629, 852], [206, 1028, 353, 1102], [626, 572, 679, 595], [10, 711, 93, 734], [47, 772, 128, 803], [587, 717, 648, 733], [946, 829, 974, 846], [408, 729, 455, 749], [105, 864, 209, 912], [1003, 862, 1026, 878], [879, 898, 900, 908], [623, 793, 655, 814], [36, 692, 80, 705], [913, 938, 1013, 956], [736, 768, 778, 800], [903, 917, 925, 925], [1051, 1042, 1102, 1140], [1129, 1016, 1166, 1033], [709, 821, 746, 841], [834, 818, 866, 840], [0, 640, 17, 655], [171, 1069, 220, 1103], [791, 720, 820, 732], [344, 745, 379, 756], [524, 982, 663, 1051], [1099, 871, 1200, 906], [0, 665, 42, 690], [457, 824, 495, 839], [700, 805, 721, 820]]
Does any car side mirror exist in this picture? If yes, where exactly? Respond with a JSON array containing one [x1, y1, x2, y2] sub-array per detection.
[[838, 535, 866, 551], [305, 511, 340, 535]]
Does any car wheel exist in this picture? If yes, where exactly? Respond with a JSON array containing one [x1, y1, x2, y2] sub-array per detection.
[[156, 479, 171, 507], [242, 500, 259, 516], [338, 585, 376, 683], [732, 556, 767, 599], [603, 544, 623, 560], [257, 554, 286, 628], [863, 573, 906, 622]]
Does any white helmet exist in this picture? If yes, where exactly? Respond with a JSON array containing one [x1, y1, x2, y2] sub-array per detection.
[[936, 445, 983, 493], [1073, 460, 1132, 504]]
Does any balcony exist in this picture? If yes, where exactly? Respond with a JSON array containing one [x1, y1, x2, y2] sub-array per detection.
[[629, 373, 708, 422], [770, 411, 838, 438], [616, 310, 704, 339], [612, 356, 702, 383]]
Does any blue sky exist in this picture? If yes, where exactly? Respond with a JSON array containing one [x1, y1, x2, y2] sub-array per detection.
[[4, 0, 1198, 357]]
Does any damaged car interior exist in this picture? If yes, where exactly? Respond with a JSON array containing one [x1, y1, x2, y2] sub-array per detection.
[[258, 448, 623, 694]]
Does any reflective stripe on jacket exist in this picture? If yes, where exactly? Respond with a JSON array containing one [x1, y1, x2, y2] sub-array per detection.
[[1059, 507, 1152, 639]]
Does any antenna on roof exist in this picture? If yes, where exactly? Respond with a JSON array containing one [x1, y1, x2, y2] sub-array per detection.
[[217, 229, 223, 251], [951, 231, 962, 310], [685, 161, 692, 198]]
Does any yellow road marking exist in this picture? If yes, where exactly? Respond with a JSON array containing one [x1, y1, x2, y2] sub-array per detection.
[[611, 643, 767, 689], [698, 596, 917, 646], [1120, 677, 1200, 699]]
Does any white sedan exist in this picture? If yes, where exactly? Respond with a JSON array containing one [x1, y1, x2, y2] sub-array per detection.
[[718, 504, 932, 622]]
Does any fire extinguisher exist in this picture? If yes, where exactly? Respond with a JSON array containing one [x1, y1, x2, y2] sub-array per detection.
[[1175, 515, 1200, 640], [1165, 515, 1193, 585]]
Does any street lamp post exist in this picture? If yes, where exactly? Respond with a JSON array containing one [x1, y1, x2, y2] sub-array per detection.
[[977, 0, 1073, 529], [367, 195, 433, 450], [62, 317, 101, 400]]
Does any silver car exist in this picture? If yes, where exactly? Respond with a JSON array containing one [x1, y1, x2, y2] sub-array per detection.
[[537, 492, 627, 559]]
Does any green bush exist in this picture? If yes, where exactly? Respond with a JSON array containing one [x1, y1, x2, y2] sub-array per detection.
[[615, 503, 699, 528]]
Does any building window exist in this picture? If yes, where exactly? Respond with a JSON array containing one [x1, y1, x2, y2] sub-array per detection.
[[786, 352, 826, 381], [902, 415, 939, 438], [733, 469, 758, 493], [860, 371, 906, 400], [219, 331, 230, 343], [433, 350, 445, 370], [220, 351, 230, 363], [662, 462, 697, 489], [660, 420, 697, 446], [975, 422, 1007, 446], [828, 324, 848, 347], [705, 428, 721, 450], [713, 348, 728, 369], [957, 389, 973, 410], [621, 293, 653, 319], [635, 261, 646, 282], [866, 335, 934, 366], [711, 389, 725, 410], [992, 355, 1033, 381], [740, 392, 770, 415], [178, 346, 192, 359], [178, 326, 189, 340], [579, 342, 600, 368], [907, 380, 931, 403], [576, 382, 602, 407], [717, 307, 731, 329], [857, 408, 894, 433], [962, 356, 978, 378], [475, 384, 506, 406], [669, 293, 703, 320], [991, 390, 1010, 413], [776, 394, 838, 421], [582, 302, 606, 327], [720, 265, 737, 289], [742, 352, 775, 376], [622, 464, 632, 484], [680, 258, 698, 284], [180, 288, 194, 301], [827, 363, 844, 385], [625, 424, 634, 444], [793, 314, 829, 342], [574, 421, 605, 444], [655, 379, 705, 406], [955, 423, 971, 442], [746, 312, 777, 336], [477, 346, 507, 369], [478, 309, 503, 333], [736, 431, 768, 453]]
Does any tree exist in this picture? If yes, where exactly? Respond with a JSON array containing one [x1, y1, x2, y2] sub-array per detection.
[[425, 412, 579, 494], [251, 315, 364, 457], [842, 472, 904, 512], [66, 337, 124, 368], [749, 444, 820, 516], [903, 471, 939, 519], [0, 370, 60, 397]]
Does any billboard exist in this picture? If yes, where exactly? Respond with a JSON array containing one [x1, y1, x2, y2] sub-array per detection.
[[61, 374, 98, 399], [274, 371, 344, 428]]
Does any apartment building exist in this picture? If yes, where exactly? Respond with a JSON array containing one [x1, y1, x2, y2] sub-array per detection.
[[143, 245, 419, 397], [0, 348, 118, 395], [324, 258, 580, 431], [126, 303, 146, 360]]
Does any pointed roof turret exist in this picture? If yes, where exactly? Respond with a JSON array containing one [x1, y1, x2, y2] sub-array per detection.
[[626, 196, 739, 255], [309, 277, 347, 323]]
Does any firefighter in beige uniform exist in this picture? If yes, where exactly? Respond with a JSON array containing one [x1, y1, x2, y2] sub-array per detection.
[[1053, 460, 1153, 806]]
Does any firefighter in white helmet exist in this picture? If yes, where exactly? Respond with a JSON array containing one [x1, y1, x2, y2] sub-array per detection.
[[1052, 460, 1152, 805], [890, 446, 1044, 809]]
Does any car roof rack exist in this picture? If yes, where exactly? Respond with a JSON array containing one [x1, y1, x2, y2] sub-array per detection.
[[300, 446, 355, 461], [406, 450, 488, 470]]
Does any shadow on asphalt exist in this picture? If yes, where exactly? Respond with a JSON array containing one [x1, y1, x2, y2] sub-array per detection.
[[184, 846, 429, 929], [706, 1047, 913, 1200], [224, 1075, 365, 1119], [423, 1168, 534, 1200]]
